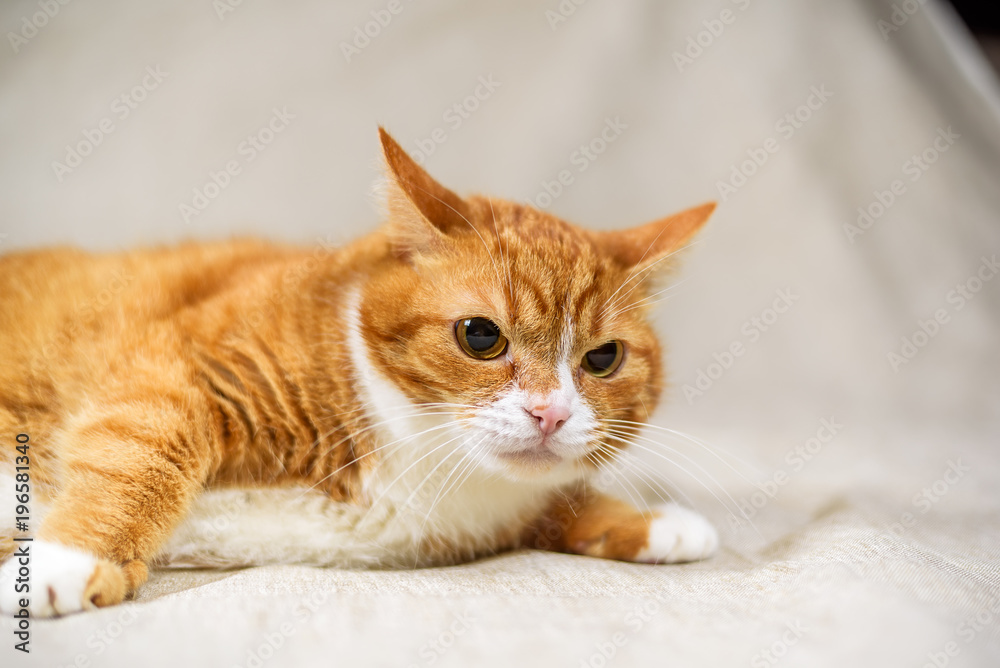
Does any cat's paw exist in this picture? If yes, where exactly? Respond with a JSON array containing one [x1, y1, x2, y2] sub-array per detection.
[[0, 540, 127, 617], [635, 503, 718, 564]]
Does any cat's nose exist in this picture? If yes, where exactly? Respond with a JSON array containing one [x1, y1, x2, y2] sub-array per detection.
[[528, 403, 571, 435]]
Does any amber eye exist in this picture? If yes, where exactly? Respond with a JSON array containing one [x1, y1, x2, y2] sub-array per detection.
[[582, 341, 624, 377], [455, 317, 508, 359]]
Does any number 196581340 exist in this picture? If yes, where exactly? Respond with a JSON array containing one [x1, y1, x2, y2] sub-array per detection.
[[14, 434, 30, 533]]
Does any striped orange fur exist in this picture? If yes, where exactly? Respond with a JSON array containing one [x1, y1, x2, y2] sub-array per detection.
[[0, 128, 715, 615]]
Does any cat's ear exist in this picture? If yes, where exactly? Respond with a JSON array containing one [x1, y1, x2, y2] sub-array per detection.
[[597, 202, 715, 273], [378, 127, 472, 254]]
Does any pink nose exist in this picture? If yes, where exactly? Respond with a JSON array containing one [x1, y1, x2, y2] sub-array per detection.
[[528, 403, 571, 435]]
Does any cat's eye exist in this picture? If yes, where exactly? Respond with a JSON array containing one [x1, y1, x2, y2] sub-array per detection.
[[582, 341, 624, 377], [455, 317, 508, 359]]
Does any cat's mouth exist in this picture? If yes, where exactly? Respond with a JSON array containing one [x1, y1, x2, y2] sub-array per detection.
[[494, 447, 562, 469]]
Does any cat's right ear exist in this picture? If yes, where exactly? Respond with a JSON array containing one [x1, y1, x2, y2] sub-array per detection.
[[378, 127, 472, 256], [596, 202, 715, 274]]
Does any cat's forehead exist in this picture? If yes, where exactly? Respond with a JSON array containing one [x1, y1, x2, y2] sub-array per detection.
[[467, 201, 601, 272], [447, 202, 636, 345], [492, 203, 588, 247]]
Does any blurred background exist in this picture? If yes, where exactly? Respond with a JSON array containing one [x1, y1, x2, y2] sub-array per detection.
[[1, 0, 996, 492], [1, 1, 999, 666]]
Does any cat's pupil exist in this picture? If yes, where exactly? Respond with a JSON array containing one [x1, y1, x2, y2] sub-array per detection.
[[455, 317, 507, 359], [587, 343, 617, 369], [582, 340, 623, 377], [464, 318, 499, 351]]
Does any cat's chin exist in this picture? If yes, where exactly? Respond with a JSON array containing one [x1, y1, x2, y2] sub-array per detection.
[[484, 449, 583, 485], [495, 448, 562, 468]]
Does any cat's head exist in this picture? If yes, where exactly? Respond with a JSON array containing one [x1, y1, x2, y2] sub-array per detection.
[[356, 128, 713, 485]]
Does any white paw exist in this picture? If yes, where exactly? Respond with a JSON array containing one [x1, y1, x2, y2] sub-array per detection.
[[0, 540, 101, 617], [635, 504, 719, 564]]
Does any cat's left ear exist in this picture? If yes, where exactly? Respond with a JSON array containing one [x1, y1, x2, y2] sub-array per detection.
[[378, 127, 472, 255], [596, 202, 715, 273]]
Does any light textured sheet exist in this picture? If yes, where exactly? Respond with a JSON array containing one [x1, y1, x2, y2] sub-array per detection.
[[1, 0, 999, 666]]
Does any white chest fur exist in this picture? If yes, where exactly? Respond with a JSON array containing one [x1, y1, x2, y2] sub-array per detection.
[[158, 290, 561, 568]]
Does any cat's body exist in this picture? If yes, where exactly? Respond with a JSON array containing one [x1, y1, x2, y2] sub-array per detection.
[[0, 129, 717, 617]]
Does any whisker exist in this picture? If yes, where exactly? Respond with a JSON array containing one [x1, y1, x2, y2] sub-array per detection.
[[487, 196, 515, 307], [408, 183, 504, 295], [597, 438, 697, 513], [294, 414, 467, 501], [392, 433, 473, 521], [359, 426, 471, 519], [606, 419, 761, 485], [604, 278, 688, 321], [416, 440, 483, 540], [405, 449, 472, 569], [309, 402, 474, 465], [603, 275, 682, 322], [590, 443, 650, 516], [408, 441, 487, 567], [598, 225, 673, 315], [606, 428, 737, 509], [591, 443, 678, 509], [587, 448, 653, 517], [608, 428, 736, 495], [607, 430, 762, 537], [598, 239, 704, 323]]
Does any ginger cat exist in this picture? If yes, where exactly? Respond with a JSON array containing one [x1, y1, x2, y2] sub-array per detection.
[[0, 128, 717, 617]]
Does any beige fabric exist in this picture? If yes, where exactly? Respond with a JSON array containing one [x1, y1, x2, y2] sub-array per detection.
[[2, 0, 999, 666]]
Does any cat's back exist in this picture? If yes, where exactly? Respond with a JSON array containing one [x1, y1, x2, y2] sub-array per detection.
[[1, 239, 290, 330], [0, 239, 302, 409]]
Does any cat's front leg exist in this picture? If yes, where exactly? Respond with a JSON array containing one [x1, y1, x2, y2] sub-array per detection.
[[0, 389, 214, 617], [0, 540, 148, 617], [525, 488, 718, 564]]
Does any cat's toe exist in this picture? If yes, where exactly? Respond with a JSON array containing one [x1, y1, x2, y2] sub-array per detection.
[[634, 503, 718, 564], [0, 540, 125, 617]]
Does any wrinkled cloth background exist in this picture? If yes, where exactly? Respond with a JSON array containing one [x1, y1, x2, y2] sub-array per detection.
[[1, 0, 999, 666]]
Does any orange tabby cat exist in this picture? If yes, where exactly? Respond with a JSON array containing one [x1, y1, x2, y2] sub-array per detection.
[[0, 128, 716, 617]]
